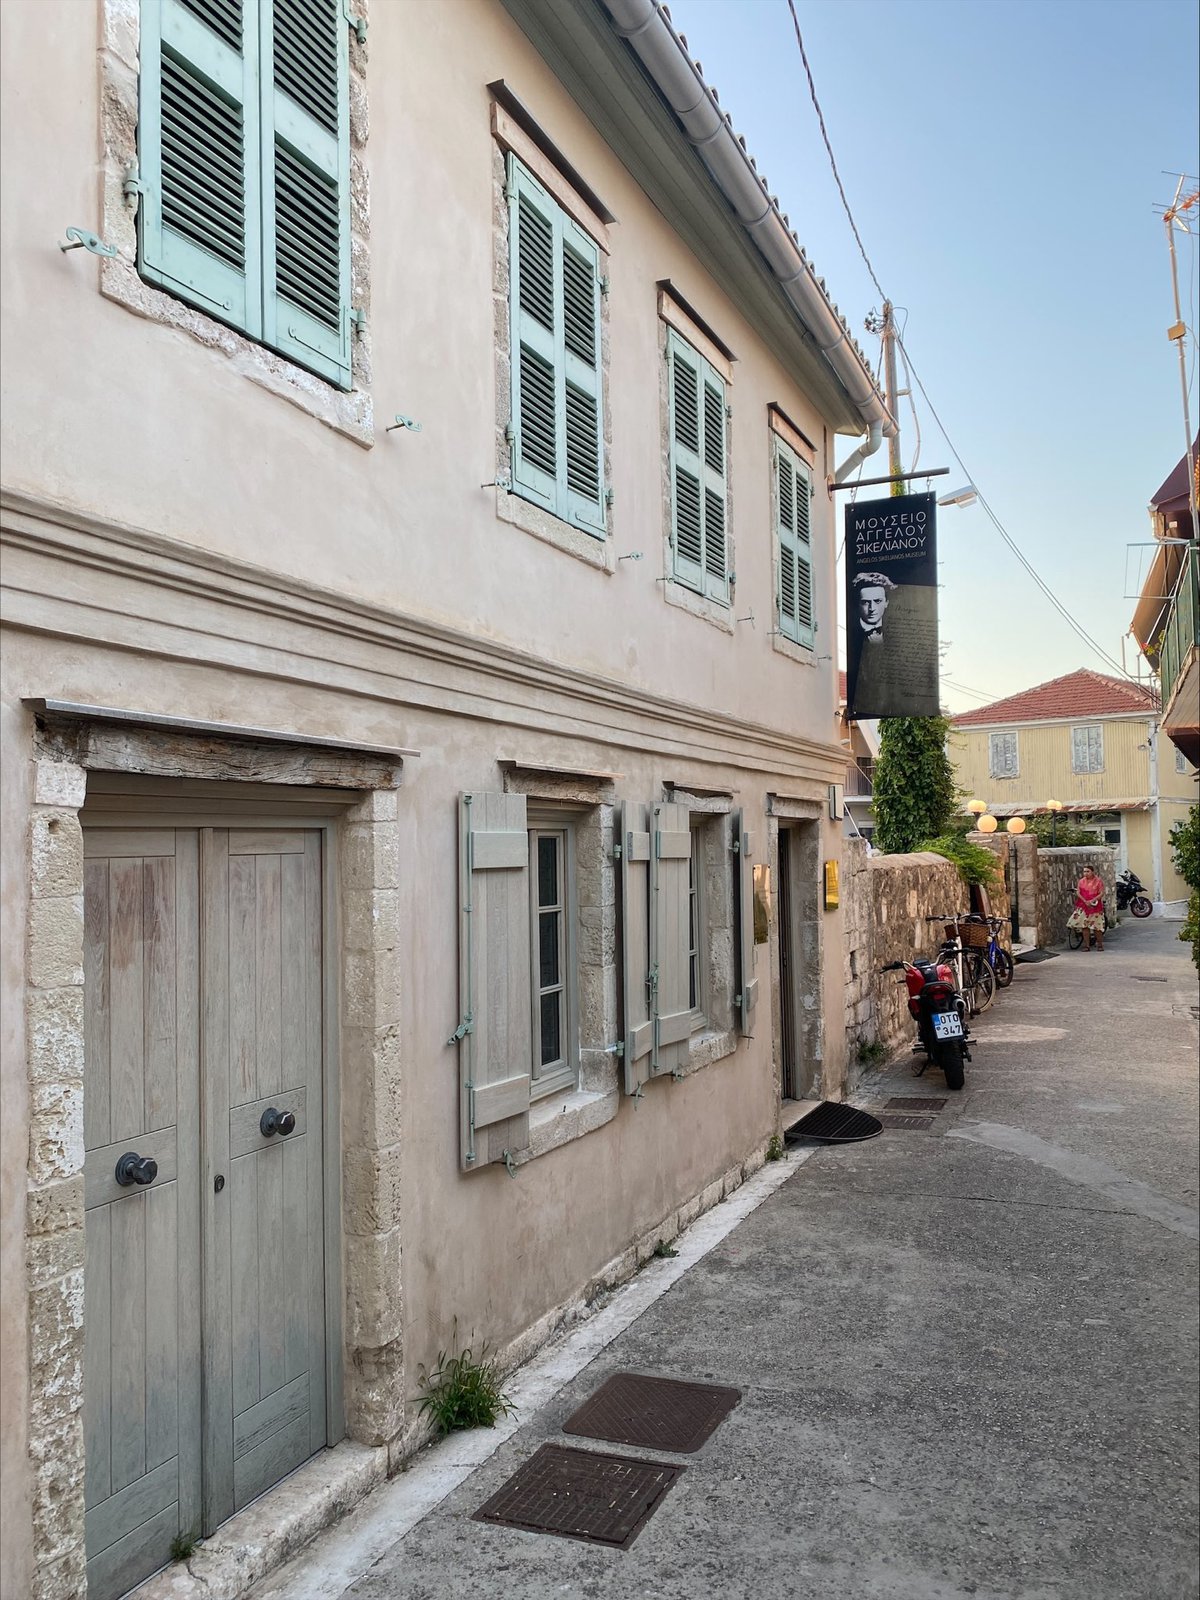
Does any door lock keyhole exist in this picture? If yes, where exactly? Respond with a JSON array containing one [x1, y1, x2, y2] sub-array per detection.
[[260, 1106, 296, 1138]]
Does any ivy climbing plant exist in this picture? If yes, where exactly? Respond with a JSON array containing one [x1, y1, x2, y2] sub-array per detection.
[[872, 715, 958, 854]]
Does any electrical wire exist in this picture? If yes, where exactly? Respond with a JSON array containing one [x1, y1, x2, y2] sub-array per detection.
[[784, 0, 887, 304], [895, 330, 1138, 681]]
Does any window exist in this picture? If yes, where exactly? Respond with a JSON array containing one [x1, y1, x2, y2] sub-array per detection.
[[137, 0, 352, 388], [529, 822, 576, 1098], [774, 435, 814, 647], [1176, 748, 1194, 775], [667, 330, 729, 602], [1071, 724, 1104, 774], [989, 731, 1019, 778], [687, 825, 704, 1018], [508, 155, 605, 536]]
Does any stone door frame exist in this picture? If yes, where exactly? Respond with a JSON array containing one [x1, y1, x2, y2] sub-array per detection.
[[24, 711, 407, 1598]]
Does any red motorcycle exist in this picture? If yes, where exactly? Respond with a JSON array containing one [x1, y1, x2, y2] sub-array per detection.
[[881, 955, 972, 1090]]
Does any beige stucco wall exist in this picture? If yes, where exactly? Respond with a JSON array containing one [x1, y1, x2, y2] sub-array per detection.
[[0, 1, 860, 1585]]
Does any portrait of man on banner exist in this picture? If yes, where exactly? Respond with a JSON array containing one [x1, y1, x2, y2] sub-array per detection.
[[845, 492, 940, 718]]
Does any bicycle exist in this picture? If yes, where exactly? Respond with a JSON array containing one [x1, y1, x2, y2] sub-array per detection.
[[1067, 898, 1112, 950], [928, 915, 996, 1015], [973, 913, 1013, 988]]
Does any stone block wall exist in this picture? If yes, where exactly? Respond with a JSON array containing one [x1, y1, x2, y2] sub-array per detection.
[[868, 852, 969, 1053], [1036, 846, 1118, 947], [841, 836, 874, 1062]]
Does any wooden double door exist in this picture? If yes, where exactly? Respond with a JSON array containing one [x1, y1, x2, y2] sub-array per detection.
[[82, 826, 329, 1600]]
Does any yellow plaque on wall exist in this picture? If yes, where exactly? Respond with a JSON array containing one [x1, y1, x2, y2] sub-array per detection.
[[824, 859, 840, 909]]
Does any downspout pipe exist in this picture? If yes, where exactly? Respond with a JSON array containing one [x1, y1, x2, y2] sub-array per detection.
[[605, 0, 896, 454]]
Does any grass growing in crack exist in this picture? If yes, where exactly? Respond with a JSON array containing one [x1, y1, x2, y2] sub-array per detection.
[[652, 1239, 679, 1258], [857, 1040, 888, 1067], [765, 1135, 785, 1162], [417, 1339, 514, 1436], [170, 1532, 198, 1563]]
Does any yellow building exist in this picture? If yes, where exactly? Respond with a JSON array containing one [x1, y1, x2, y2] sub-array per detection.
[[950, 670, 1197, 905]]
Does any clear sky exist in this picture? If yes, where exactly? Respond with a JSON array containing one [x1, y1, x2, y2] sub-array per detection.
[[666, 0, 1200, 714]]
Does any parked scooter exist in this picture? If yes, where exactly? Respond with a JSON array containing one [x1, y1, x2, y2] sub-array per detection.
[[881, 954, 973, 1090], [1115, 869, 1153, 918]]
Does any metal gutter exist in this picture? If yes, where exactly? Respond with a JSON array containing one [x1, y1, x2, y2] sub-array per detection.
[[603, 0, 896, 453]]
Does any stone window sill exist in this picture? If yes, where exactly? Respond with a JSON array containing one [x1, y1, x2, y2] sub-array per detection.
[[662, 579, 735, 634], [771, 631, 818, 667], [515, 1085, 619, 1166], [677, 1026, 739, 1078], [496, 489, 614, 572]]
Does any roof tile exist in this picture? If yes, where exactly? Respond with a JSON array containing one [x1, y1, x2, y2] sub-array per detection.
[[950, 669, 1156, 728]]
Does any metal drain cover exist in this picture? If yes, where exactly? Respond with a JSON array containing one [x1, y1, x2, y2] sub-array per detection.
[[473, 1442, 683, 1548], [884, 1096, 947, 1112], [1132, 976, 1167, 983], [784, 1101, 883, 1144], [563, 1371, 741, 1454], [879, 1113, 935, 1130]]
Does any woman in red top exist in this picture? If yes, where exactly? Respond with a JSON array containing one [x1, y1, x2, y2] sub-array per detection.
[[1068, 866, 1107, 951]]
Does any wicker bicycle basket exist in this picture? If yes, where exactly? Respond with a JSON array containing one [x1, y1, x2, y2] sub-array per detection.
[[946, 920, 989, 949]]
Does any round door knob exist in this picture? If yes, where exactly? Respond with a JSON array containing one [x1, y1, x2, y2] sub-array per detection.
[[114, 1152, 158, 1187], [259, 1106, 296, 1138]]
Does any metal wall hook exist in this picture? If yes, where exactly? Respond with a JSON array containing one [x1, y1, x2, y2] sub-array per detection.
[[60, 227, 117, 258], [618, 551, 643, 562], [387, 414, 422, 434], [737, 609, 756, 627]]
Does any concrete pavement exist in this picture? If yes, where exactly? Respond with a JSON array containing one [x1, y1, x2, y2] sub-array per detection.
[[250, 916, 1199, 1600]]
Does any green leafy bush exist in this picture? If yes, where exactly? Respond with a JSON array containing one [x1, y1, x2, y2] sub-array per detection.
[[920, 834, 1002, 889], [1181, 890, 1200, 970], [417, 1340, 513, 1436], [1026, 813, 1101, 849], [1170, 805, 1200, 892]]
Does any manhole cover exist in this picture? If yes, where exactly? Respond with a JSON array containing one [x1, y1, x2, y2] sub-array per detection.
[[1015, 950, 1058, 964], [1132, 976, 1167, 983], [473, 1442, 683, 1548], [879, 1113, 935, 1130], [884, 1096, 947, 1112], [563, 1372, 740, 1454], [784, 1102, 883, 1144]]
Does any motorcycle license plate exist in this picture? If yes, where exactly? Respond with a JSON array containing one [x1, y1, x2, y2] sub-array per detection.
[[932, 1012, 963, 1040]]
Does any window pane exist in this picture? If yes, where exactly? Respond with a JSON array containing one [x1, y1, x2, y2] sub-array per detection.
[[537, 834, 559, 906], [539, 910, 560, 987], [540, 990, 561, 1066]]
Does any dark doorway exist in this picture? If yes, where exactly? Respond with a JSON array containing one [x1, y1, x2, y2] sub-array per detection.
[[778, 827, 798, 1101]]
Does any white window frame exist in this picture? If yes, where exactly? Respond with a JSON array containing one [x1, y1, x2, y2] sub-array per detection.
[[527, 815, 578, 1100], [1071, 724, 1105, 775], [988, 731, 1019, 779], [1175, 746, 1192, 775]]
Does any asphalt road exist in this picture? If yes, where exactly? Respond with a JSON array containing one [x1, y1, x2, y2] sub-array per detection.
[[256, 915, 1200, 1600]]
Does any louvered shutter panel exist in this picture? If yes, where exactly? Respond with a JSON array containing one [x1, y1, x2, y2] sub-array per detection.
[[138, 0, 262, 334], [700, 373, 729, 602], [731, 810, 758, 1036], [775, 438, 814, 647], [261, 0, 351, 387], [457, 793, 532, 1170], [562, 218, 605, 535], [651, 803, 692, 1079], [668, 334, 706, 593], [617, 803, 653, 1095], [509, 158, 560, 513]]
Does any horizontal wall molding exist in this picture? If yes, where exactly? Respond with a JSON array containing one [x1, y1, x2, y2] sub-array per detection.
[[1, 489, 845, 784]]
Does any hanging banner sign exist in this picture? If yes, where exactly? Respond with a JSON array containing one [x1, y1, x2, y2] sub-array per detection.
[[844, 491, 940, 718]]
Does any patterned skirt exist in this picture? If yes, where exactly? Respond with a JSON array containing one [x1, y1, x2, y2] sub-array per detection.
[[1067, 906, 1105, 933]]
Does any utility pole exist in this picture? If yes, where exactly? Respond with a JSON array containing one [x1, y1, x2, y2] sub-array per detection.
[[1163, 183, 1200, 533], [882, 301, 903, 494]]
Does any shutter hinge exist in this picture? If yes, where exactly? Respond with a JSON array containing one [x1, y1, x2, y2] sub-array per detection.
[[501, 1149, 519, 1178], [613, 841, 623, 859], [605, 1041, 626, 1057], [349, 306, 367, 340], [504, 423, 516, 445], [447, 1014, 473, 1044], [599, 275, 610, 297], [59, 227, 117, 259], [342, 2, 367, 44], [604, 488, 615, 507], [725, 403, 733, 419], [122, 163, 146, 209]]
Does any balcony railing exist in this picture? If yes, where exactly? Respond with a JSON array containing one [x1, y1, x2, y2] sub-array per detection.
[[1160, 545, 1199, 710], [845, 758, 874, 798]]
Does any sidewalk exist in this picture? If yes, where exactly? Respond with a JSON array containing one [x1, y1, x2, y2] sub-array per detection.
[[251, 917, 1199, 1600]]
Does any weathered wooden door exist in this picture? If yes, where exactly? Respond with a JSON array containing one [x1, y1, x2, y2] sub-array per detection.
[[83, 826, 327, 1599]]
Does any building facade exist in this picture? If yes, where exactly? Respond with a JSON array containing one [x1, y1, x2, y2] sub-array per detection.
[[1130, 437, 1199, 768], [950, 670, 1196, 906], [0, 3, 895, 1596]]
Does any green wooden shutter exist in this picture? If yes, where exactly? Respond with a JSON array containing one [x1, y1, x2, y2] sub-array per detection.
[[669, 332, 729, 602], [731, 810, 758, 1035], [509, 157, 560, 514], [617, 803, 653, 1095], [650, 802, 692, 1079], [138, 0, 262, 334], [775, 437, 814, 647], [457, 792, 532, 1170], [261, 0, 351, 386], [562, 218, 605, 536]]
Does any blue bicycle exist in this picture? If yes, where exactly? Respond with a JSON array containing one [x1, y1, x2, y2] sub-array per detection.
[[964, 914, 1013, 989]]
